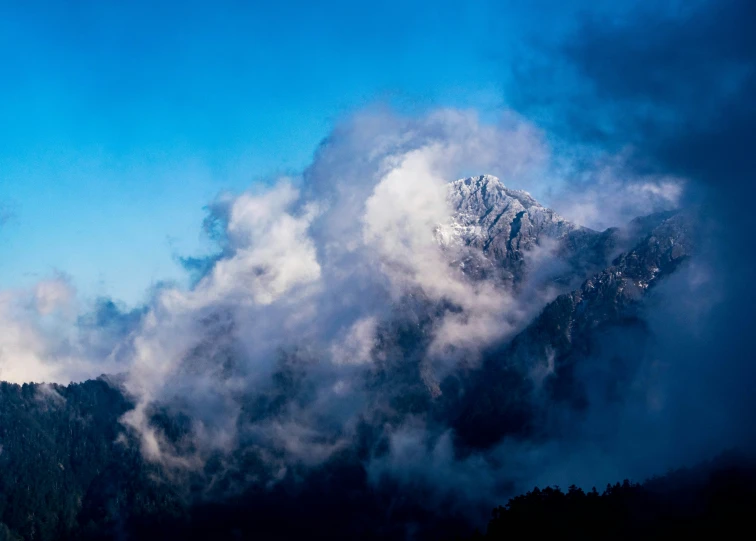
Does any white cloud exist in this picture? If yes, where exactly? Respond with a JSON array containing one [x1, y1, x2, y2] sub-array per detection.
[[0, 278, 120, 384], [35, 276, 75, 316], [547, 149, 686, 230], [0, 107, 692, 473], [330, 316, 378, 366]]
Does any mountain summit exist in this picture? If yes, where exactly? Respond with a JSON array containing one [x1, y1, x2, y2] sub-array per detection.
[[441, 175, 619, 289], [447, 175, 575, 254]]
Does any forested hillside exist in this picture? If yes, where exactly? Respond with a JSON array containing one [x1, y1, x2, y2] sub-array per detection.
[[1, 378, 754, 540]]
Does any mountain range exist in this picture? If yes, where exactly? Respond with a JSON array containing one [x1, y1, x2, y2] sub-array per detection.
[[0, 175, 699, 540]]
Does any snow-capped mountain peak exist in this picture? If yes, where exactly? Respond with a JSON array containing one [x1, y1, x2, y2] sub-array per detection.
[[438, 175, 581, 286]]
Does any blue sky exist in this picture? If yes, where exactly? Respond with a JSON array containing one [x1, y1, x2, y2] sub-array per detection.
[[0, 0, 592, 305]]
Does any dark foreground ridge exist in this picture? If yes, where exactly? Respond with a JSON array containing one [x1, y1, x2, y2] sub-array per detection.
[[461, 452, 756, 541]]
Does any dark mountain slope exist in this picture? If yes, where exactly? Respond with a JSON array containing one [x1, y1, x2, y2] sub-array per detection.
[[447, 212, 694, 449]]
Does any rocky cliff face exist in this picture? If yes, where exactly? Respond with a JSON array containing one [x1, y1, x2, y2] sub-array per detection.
[[446, 175, 575, 256], [441, 175, 625, 291]]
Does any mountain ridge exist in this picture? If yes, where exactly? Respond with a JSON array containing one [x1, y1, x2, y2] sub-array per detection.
[[0, 177, 695, 540]]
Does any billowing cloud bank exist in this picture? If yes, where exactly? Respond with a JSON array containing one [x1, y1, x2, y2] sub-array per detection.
[[0, 105, 702, 511], [114, 109, 560, 467]]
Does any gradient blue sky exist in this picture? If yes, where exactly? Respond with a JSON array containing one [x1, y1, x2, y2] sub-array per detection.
[[0, 0, 597, 305]]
